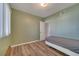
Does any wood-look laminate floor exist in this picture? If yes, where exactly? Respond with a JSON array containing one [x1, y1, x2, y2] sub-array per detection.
[[6, 41, 67, 56]]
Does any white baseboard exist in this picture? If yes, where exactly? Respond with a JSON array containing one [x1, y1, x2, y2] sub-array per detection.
[[11, 40, 42, 48], [45, 41, 79, 56]]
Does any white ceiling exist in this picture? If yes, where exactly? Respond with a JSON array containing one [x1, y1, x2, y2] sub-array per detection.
[[10, 3, 76, 18]]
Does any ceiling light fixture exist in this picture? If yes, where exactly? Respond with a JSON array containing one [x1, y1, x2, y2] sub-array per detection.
[[40, 3, 48, 7]]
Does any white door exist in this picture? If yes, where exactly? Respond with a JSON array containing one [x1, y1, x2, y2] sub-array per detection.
[[40, 21, 45, 40]]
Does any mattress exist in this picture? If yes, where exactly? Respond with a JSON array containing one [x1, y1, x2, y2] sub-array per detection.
[[46, 36, 79, 54]]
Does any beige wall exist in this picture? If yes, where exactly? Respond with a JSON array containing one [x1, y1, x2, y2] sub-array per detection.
[[11, 9, 42, 45]]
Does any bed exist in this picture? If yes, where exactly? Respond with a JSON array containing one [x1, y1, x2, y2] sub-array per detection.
[[45, 36, 79, 56]]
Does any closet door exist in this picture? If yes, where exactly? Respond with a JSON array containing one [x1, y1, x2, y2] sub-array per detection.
[[40, 21, 45, 40]]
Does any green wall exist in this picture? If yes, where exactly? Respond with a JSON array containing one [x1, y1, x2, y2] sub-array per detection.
[[45, 4, 79, 40], [0, 8, 41, 55], [0, 4, 42, 55], [11, 9, 41, 45], [0, 35, 11, 55]]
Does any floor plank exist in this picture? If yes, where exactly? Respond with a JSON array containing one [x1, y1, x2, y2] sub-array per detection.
[[5, 41, 66, 56]]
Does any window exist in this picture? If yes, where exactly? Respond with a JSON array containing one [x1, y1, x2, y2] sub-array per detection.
[[0, 3, 11, 38], [0, 3, 3, 38]]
